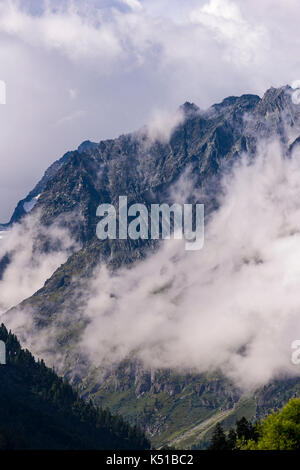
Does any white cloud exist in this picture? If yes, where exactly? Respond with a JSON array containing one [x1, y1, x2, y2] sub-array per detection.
[[190, 0, 269, 67], [73, 140, 300, 390], [68, 88, 77, 100], [0, 211, 79, 313], [144, 107, 184, 143], [55, 109, 85, 126], [122, 0, 142, 12], [0, 1, 122, 63]]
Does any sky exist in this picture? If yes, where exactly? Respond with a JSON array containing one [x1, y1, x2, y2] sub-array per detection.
[[0, 0, 300, 221]]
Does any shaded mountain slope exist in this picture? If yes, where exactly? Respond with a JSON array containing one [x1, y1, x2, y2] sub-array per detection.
[[0, 323, 150, 450]]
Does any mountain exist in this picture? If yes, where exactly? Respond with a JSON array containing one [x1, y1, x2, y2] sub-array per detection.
[[2, 140, 98, 228], [1, 85, 300, 449], [0, 323, 150, 449]]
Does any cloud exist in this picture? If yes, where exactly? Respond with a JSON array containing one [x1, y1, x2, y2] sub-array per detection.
[[122, 0, 142, 12], [0, 211, 79, 314], [189, 0, 269, 67], [70, 139, 300, 390], [143, 107, 185, 143], [68, 88, 78, 100], [0, 1, 122, 63], [55, 109, 85, 126]]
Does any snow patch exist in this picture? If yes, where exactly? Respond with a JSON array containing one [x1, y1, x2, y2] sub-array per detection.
[[23, 194, 41, 213]]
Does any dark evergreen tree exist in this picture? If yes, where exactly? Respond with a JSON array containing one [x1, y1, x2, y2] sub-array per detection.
[[236, 417, 256, 441], [208, 423, 228, 451], [208, 417, 259, 450], [227, 428, 237, 450]]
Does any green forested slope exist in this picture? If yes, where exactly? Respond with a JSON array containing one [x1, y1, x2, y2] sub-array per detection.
[[0, 323, 150, 450]]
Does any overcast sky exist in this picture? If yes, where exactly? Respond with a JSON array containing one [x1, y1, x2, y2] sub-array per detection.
[[0, 0, 300, 221]]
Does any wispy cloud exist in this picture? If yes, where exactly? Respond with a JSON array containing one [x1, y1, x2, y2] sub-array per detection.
[[55, 109, 85, 126], [75, 139, 300, 390], [0, 211, 79, 313]]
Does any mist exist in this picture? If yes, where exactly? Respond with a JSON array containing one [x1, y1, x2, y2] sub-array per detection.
[[75, 139, 300, 390], [0, 212, 79, 314]]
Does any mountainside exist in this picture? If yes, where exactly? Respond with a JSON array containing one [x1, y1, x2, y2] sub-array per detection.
[[0, 323, 150, 450], [2, 85, 300, 448]]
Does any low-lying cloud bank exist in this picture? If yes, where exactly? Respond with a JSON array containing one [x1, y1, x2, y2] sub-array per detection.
[[79, 139, 300, 390], [3, 138, 300, 391], [0, 212, 78, 314]]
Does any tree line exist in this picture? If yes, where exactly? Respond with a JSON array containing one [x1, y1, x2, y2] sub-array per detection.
[[208, 397, 300, 450], [0, 323, 150, 450]]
